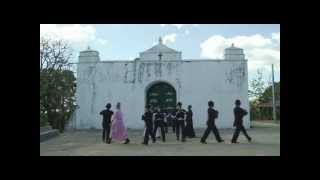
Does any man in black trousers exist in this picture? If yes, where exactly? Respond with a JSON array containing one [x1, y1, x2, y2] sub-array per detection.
[[163, 109, 169, 133], [166, 112, 176, 133], [175, 102, 187, 142], [99, 103, 113, 144], [231, 100, 252, 143], [142, 105, 156, 145], [200, 100, 224, 144], [153, 106, 166, 142]]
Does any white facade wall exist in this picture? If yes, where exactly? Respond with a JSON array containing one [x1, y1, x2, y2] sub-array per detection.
[[76, 59, 249, 129], [139, 52, 182, 61]]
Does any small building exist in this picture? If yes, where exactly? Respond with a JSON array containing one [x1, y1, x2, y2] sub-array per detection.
[[74, 38, 250, 129]]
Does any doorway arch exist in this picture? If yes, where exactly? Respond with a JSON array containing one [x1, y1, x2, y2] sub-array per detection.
[[145, 81, 177, 114]]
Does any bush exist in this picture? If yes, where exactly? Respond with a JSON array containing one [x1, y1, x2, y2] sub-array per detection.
[[40, 69, 76, 132]]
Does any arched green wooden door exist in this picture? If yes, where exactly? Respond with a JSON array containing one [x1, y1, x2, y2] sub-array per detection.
[[146, 82, 176, 114]]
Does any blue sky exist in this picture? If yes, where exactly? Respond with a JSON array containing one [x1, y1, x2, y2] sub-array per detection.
[[40, 24, 280, 83]]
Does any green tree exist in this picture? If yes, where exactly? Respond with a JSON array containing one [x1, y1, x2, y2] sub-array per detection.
[[258, 82, 280, 120], [249, 99, 260, 120], [248, 69, 267, 120], [40, 37, 76, 132], [259, 82, 280, 103], [248, 69, 266, 100]]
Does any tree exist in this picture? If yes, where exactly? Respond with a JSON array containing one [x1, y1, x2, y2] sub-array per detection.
[[259, 82, 280, 103], [40, 37, 73, 71], [40, 37, 76, 132], [248, 69, 281, 121], [248, 69, 266, 101], [258, 82, 280, 120], [248, 69, 267, 120]]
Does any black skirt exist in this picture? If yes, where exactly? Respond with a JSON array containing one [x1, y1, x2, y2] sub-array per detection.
[[185, 119, 196, 138]]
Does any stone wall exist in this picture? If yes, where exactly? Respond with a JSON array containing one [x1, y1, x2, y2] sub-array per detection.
[[139, 52, 182, 61], [76, 59, 249, 129]]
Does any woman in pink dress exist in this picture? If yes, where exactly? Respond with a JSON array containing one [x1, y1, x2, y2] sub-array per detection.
[[109, 102, 130, 144]]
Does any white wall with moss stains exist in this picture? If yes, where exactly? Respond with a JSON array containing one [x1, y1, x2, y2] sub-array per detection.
[[75, 59, 249, 129]]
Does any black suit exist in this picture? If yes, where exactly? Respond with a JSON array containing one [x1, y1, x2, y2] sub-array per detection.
[[153, 111, 166, 142], [201, 108, 223, 142], [231, 107, 251, 142], [99, 109, 113, 143], [185, 110, 196, 138], [166, 114, 176, 133], [142, 111, 156, 144], [175, 109, 186, 141]]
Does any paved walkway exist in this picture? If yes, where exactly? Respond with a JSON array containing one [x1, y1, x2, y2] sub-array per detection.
[[40, 121, 280, 156]]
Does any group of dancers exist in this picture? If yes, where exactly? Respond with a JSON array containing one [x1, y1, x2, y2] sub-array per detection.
[[99, 102, 130, 144], [99, 99, 252, 145], [141, 102, 196, 145]]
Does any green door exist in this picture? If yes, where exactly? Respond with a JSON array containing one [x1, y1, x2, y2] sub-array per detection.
[[146, 82, 176, 114]]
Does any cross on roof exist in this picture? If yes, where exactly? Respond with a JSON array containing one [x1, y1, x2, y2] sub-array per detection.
[[158, 52, 162, 60]]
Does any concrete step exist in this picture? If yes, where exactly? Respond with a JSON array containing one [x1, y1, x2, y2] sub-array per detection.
[[40, 126, 52, 133], [40, 129, 59, 142]]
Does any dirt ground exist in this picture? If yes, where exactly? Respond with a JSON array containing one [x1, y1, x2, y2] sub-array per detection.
[[40, 121, 280, 156]]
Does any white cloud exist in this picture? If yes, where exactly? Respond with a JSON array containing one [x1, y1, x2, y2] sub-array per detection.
[[172, 24, 184, 29], [40, 24, 97, 49], [163, 33, 177, 44], [200, 35, 227, 59], [228, 34, 272, 49], [185, 29, 190, 35], [271, 32, 280, 50], [272, 32, 280, 43], [159, 24, 199, 29], [151, 34, 177, 45], [200, 33, 280, 72], [159, 24, 183, 29], [40, 24, 113, 63]]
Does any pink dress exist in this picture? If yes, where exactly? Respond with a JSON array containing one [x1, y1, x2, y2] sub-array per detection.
[[111, 110, 128, 141]]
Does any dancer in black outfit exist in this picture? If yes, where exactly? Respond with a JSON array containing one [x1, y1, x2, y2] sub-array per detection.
[[142, 105, 156, 145], [175, 102, 187, 142], [231, 100, 252, 143], [99, 103, 113, 144], [163, 110, 169, 133], [153, 106, 166, 142], [185, 105, 196, 138], [166, 112, 176, 133], [200, 101, 224, 144]]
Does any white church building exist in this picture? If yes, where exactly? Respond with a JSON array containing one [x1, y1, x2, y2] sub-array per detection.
[[74, 37, 250, 129]]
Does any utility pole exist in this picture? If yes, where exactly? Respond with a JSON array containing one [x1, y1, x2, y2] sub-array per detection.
[[272, 64, 277, 122]]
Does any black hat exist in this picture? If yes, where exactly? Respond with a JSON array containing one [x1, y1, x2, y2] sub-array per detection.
[[177, 102, 182, 107], [106, 103, 111, 108], [235, 99, 241, 105], [208, 101, 214, 107]]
